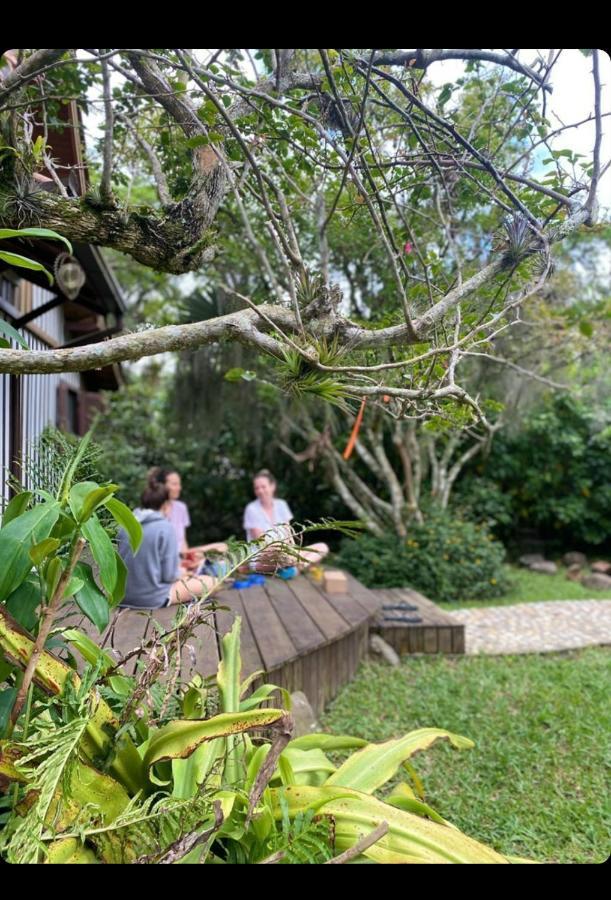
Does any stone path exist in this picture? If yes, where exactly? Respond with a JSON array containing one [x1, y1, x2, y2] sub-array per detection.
[[446, 600, 611, 655]]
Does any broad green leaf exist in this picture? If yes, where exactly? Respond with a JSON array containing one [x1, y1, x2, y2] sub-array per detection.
[[82, 515, 117, 598], [0, 575, 40, 624], [224, 367, 256, 383], [289, 733, 368, 752], [171, 738, 224, 799], [62, 628, 115, 673], [144, 709, 287, 769], [76, 484, 118, 524], [0, 251, 53, 284], [239, 682, 290, 712], [217, 619, 242, 788], [270, 785, 507, 864], [1, 491, 32, 526], [111, 551, 128, 606], [326, 728, 474, 794], [29, 537, 60, 566], [44, 557, 63, 601], [0, 501, 61, 600], [68, 481, 99, 518], [108, 675, 132, 697], [73, 562, 109, 632], [0, 688, 17, 737], [0, 227, 72, 253], [386, 782, 452, 826], [0, 319, 29, 351], [104, 497, 142, 553], [44, 838, 100, 865], [278, 753, 296, 786], [63, 576, 84, 598], [278, 747, 336, 786]]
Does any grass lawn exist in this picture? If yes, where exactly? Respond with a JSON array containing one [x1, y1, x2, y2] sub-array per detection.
[[320, 647, 611, 864], [437, 564, 611, 610]]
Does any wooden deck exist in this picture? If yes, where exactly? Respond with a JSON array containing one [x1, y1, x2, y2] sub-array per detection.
[[370, 587, 465, 655], [77, 571, 380, 717]]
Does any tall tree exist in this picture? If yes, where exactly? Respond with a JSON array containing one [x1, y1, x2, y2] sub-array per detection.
[[0, 49, 606, 430]]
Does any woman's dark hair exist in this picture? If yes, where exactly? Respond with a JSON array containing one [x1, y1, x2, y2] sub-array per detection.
[[147, 466, 178, 488], [141, 484, 170, 510], [254, 469, 276, 486]]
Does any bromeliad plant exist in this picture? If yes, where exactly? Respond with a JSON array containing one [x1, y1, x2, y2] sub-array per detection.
[[1, 606, 518, 863]]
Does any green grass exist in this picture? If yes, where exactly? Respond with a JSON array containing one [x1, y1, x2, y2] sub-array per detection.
[[320, 647, 611, 864], [437, 564, 611, 610]]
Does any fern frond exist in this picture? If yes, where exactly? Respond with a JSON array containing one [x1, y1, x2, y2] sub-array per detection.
[[2, 714, 90, 864]]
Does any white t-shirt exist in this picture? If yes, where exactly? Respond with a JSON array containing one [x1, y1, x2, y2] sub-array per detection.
[[243, 498, 293, 543]]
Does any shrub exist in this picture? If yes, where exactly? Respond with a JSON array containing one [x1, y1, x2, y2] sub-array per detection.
[[337, 510, 508, 602]]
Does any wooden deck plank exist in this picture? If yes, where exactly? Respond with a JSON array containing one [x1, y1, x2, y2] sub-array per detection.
[[342, 573, 383, 616], [286, 577, 349, 642], [312, 578, 373, 629], [264, 578, 325, 654], [238, 585, 297, 671]]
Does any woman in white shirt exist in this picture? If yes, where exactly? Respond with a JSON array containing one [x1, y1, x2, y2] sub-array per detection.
[[243, 469, 329, 572]]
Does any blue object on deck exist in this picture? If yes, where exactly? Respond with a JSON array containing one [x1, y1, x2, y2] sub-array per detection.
[[277, 566, 298, 580], [233, 573, 266, 589]]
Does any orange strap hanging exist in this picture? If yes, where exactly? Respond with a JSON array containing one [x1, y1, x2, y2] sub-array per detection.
[[342, 398, 367, 460]]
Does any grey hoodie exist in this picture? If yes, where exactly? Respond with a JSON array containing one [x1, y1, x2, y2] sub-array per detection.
[[117, 509, 179, 609]]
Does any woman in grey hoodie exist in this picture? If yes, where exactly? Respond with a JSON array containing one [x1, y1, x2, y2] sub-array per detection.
[[118, 485, 217, 608]]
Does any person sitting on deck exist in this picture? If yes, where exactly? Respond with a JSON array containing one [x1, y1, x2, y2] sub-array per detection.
[[243, 469, 329, 573], [147, 466, 227, 573], [117, 484, 219, 608]]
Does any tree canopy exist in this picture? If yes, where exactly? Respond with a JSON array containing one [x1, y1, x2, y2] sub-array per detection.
[[0, 49, 607, 431]]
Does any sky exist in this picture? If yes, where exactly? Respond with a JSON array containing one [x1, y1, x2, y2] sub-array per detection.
[[424, 49, 611, 214]]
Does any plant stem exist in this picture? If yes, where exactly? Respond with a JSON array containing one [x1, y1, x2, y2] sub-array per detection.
[[9, 537, 86, 729]]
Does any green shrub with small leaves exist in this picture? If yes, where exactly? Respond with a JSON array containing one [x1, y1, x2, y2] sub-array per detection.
[[337, 510, 508, 602]]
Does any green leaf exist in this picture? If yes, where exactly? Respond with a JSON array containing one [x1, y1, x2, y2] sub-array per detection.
[[69, 481, 118, 523], [224, 367, 256, 383], [63, 576, 84, 598], [1, 491, 32, 526], [111, 551, 128, 607], [144, 709, 288, 769], [186, 134, 210, 149], [104, 498, 142, 554], [0, 501, 61, 600], [579, 320, 593, 338], [0, 227, 73, 253], [82, 515, 117, 598], [73, 562, 109, 632], [5, 578, 41, 631], [270, 785, 507, 864], [0, 319, 29, 351], [62, 628, 115, 673], [0, 251, 53, 284], [326, 728, 474, 794], [67, 480, 98, 518], [78, 484, 119, 524], [289, 733, 368, 752], [29, 537, 61, 566], [0, 687, 17, 737], [44, 557, 63, 600]]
